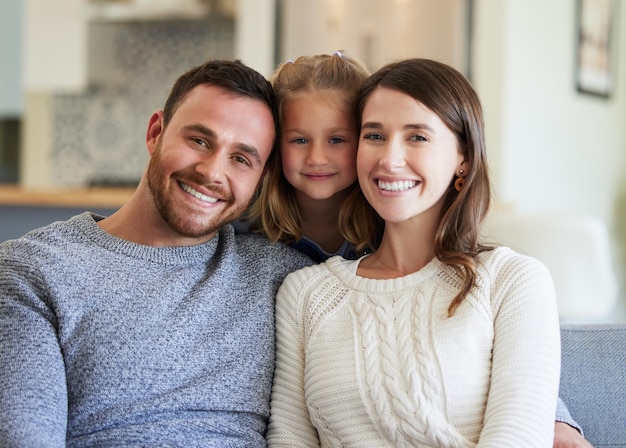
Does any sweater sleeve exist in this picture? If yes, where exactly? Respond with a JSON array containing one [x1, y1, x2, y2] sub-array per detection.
[[477, 251, 561, 447], [266, 270, 320, 447], [0, 251, 68, 447], [556, 396, 583, 434]]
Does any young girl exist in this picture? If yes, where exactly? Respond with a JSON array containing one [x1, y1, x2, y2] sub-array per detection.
[[245, 51, 381, 262], [266, 58, 561, 446]]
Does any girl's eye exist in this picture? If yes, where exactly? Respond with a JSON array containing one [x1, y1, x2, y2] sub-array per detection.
[[329, 137, 346, 145], [292, 137, 309, 145]]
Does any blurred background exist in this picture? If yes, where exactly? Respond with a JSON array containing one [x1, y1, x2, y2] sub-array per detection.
[[1, 0, 625, 323]]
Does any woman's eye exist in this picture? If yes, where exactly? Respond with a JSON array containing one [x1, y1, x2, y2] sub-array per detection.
[[409, 134, 428, 142], [363, 133, 383, 141], [329, 137, 346, 145]]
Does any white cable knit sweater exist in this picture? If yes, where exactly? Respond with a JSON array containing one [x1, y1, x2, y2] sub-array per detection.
[[267, 246, 560, 447]]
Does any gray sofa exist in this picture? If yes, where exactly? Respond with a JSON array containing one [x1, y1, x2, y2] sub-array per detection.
[[560, 323, 626, 447]]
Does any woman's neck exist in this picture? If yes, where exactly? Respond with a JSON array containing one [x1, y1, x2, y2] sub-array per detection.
[[358, 218, 437, 279]]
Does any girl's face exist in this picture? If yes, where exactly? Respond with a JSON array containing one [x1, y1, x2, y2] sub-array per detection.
[[357, 86, 466, 227], [280, 90, 358, 203]]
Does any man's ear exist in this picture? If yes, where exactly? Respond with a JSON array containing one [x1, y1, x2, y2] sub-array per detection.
[[146, 111, 164, 155]]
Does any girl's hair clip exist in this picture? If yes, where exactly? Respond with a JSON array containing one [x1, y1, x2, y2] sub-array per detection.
[[286, 59, 294, 64], [332, 50, 343, 57]]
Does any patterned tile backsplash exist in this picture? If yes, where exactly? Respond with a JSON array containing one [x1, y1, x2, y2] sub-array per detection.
[[51, 18, 234, 187]]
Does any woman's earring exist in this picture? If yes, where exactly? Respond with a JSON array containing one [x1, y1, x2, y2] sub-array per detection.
[[454, 169, 465, 192]]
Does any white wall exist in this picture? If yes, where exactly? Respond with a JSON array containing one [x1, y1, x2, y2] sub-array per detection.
[[475, 0, 626, 220], [279, 0, 467, 72], [473, 0, 626, 316]]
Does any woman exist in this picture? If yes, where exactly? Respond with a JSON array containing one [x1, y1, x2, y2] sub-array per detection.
[[266, 58, 561, 446]]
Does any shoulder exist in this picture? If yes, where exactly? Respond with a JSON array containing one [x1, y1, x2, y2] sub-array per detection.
[[474, 246, 556, 314], [278, 256, 348, 296], [477, 246, 552, 282], [234, 231, 306, 258], [0, 214, 95, 291], [0, 213, 90, 259], [275, 259, 345, 322], [230, 230, 315, 274]]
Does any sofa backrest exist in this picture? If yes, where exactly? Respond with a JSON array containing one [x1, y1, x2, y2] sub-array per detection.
[[482, 211, 618, 320], [559, 324, 626, 447]]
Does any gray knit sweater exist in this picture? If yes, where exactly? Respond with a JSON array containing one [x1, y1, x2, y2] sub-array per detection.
[[0, 212, 313, 447]]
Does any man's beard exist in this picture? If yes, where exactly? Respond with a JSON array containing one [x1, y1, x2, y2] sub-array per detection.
[[146, 143, 246, 239]]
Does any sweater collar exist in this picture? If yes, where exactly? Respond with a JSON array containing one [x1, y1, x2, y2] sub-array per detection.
[[325, 255, 444, 294], [73, 212, 227, 266]]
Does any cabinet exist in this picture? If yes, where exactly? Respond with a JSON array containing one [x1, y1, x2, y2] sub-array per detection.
[[87, 0, 210, 22], [24, 0, 89, 92], [23, 0, 212, 93]]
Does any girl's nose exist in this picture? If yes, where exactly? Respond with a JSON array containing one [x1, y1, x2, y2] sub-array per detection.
[[305, 142, 328, 165]]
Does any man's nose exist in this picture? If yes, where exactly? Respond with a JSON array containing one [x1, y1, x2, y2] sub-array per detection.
[[195, 150, 227, 183]]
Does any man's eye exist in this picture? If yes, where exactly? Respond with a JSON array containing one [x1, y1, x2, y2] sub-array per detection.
[[192, 137, 209, 148], [233, 155, 251, 166], [329, 137, 346, 145]]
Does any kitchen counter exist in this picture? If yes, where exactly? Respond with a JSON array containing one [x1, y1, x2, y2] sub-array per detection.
[[0, 185, 134, 208]]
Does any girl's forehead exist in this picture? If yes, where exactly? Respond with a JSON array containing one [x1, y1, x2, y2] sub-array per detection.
[[288, 89, 350, 105]]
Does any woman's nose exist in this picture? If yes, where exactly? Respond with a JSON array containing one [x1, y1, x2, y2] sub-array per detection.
[[378, 139, 406, 170]]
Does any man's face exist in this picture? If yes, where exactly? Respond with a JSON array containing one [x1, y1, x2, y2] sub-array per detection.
[[146, 84, 275, 242]]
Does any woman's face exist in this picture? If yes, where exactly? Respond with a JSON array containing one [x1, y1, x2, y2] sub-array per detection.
[[357, 86, 466, 227]]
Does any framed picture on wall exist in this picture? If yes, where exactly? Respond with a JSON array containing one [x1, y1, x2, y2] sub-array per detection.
[[575, 0, 617, 98]]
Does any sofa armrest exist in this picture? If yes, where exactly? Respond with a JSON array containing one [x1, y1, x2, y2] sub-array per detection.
[[559, 324, 626, 447]]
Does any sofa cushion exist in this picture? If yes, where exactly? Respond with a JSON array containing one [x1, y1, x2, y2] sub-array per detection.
[[559, 324, 626, 447]]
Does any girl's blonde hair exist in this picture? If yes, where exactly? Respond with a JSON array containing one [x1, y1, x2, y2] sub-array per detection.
[[246, 52, 381, 253]]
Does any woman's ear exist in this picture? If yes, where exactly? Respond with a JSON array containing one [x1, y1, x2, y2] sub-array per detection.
[[146, 111, 164, 155]]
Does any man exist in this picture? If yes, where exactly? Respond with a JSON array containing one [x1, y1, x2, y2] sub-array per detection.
[[0, 60, 312, 447]]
